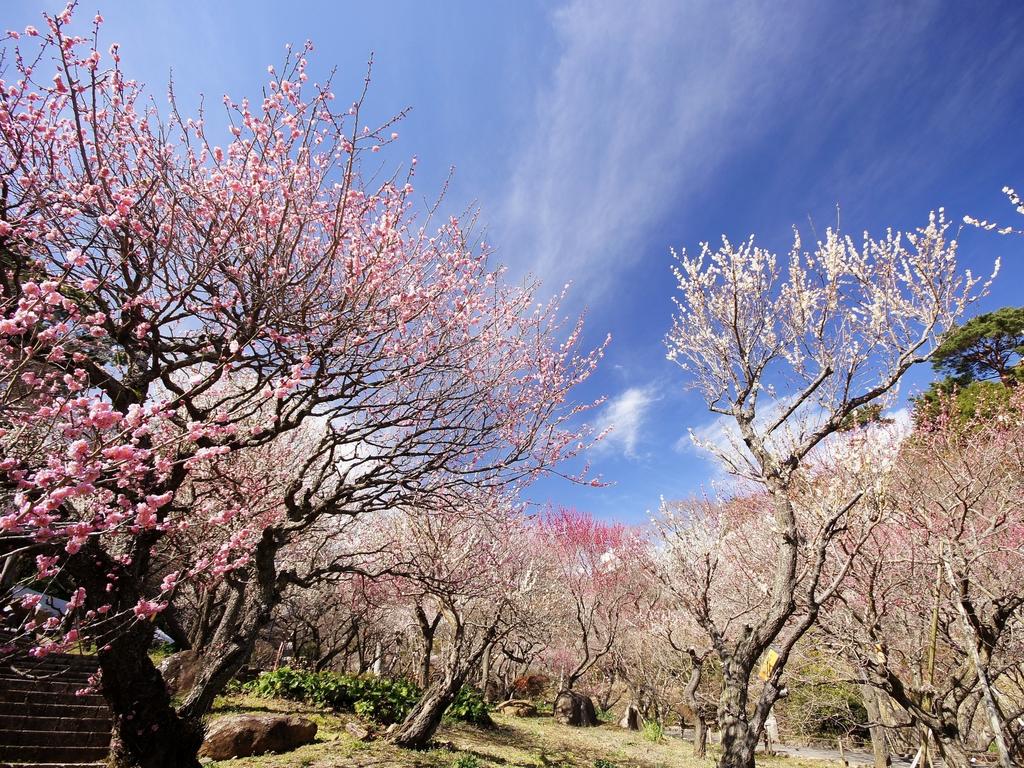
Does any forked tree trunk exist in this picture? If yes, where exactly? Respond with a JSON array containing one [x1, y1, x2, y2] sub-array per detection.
[[683, 649, 709, 759], [177, 532, 279, 722], [415, 605, 441, 689], [390, 674, 464, 749]]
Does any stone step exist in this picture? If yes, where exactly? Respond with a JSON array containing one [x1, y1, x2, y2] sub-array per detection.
[[0, 678, 96, 694], [0, 745, 109, 763], [3, 658, 100, 673], [0, 688, 106, 706], [1, 716, 111, 735], [0, 668, 95, 680], [0, 700, 108, 719], [3, 654, 98, 666], [0, 651, 110, 766], [0, 730, 109, 748], [1, 670, 97, 684], [0, 677, 95, 689]]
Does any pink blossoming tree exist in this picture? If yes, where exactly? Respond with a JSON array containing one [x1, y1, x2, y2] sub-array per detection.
[[0, 8, 603, 766], [830, 392, 1024, 767]]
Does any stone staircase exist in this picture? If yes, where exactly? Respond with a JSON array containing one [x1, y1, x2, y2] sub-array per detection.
[[0, 650, 110, 767]]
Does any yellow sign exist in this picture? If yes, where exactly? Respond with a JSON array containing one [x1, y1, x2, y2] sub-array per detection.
[[758, 648, 780, 681]]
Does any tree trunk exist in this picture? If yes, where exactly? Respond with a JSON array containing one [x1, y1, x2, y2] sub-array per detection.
[[717, 661, 758, 768], [189, 586, 217, 651], [415, 605, 440, 689], [99, 622, 202, 768], [65, 537, 202, 768], [156, 603, 192, 651], [0, 549, 24, 594], [479, 642, 492, 701], [859, 679, 890, 768], [950, 597, 1013, 767], [694, 717, 708, 759], [683, 649, 709, 759], [372, 639, 383, 676], [391, 675, 463, 749], [177, 532, 279, 722]]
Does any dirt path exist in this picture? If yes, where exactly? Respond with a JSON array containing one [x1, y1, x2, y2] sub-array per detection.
[[665, 726, 929, 767], [773, 744, 927, 767]]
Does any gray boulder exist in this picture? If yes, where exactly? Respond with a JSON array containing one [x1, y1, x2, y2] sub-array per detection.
[[199, 714, 317, 760], [495, 699, 538, 717], [553, 690, 598, 727], [618, 703, 640, 730]]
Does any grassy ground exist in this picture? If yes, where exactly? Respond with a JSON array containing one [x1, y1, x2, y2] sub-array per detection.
[[203, 695, 839, 768]]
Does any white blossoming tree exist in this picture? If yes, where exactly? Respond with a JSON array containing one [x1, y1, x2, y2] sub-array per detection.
[[664, 211, 992, 768]]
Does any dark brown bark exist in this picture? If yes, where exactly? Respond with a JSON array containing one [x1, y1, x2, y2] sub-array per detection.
[[100, 621, 202, 768], [156, 603, 192, 651], [177, 531, 279, 722], [65, 536, 201, 768], [414, 605, 441, 689], [391, 674, 464, 749]]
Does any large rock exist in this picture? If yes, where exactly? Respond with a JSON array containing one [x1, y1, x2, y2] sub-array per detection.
[[494, 699, 538, 717], [618, 703, 640, 730], [200, 714, 317, 760], [552, 690, 598, 727], [159, 650, 201, 697], [345, 721, 373, 742]]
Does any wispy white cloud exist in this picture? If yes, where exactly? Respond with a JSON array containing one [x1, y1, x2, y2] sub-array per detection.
[[682, 398, 913, 479], [496, 0, 818, 300], [680, 394, 812, 476], [492, 0, 1009, 305], [595, 385, 658, 458]]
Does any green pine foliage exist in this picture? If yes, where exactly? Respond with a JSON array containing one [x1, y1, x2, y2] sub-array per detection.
[[931, 306, 1024, 385]]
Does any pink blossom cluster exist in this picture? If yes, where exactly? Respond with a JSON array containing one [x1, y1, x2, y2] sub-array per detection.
[[0, 5, 603, 659]]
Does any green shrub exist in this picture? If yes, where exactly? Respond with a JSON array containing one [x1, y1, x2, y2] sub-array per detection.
[[244, 667, 420, 724], [445, 686, 492, 726], [245, 667, 319, 701], [594, 760, 618, 768], [642, 720, 664, 743], [349, 676, 421, 725], [449, 755, 481, 768], [776, 654, 868, 740]]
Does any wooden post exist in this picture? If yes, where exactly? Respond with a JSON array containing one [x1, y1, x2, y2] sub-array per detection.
[[273, 640, 286, 670], [921, 562, 941, 768]]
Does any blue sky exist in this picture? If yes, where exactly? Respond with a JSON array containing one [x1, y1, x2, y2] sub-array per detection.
[[9, 1, 1024, 523]]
